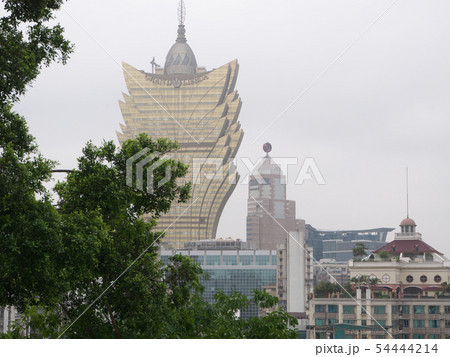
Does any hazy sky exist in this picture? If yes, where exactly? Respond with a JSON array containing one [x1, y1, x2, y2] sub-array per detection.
[[11, 0, 450, 256]]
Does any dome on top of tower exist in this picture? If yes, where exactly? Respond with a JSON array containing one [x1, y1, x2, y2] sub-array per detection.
[[400, 217, 416, 226], [164, 25, 197, 75]]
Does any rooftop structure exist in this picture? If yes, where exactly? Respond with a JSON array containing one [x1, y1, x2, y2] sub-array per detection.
[[350, 217, 450, 298]]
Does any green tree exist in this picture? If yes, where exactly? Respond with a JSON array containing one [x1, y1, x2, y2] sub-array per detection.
[[0, 0, 74, 309], [0, 0, 72, 103], [352, 242, 367, 260], [204, 290, 298, 339], [378, 251, 389, 260], [313, 281, 342, 298], [50, 135, 191, 338]]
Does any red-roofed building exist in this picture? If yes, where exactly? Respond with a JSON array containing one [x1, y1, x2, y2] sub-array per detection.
[[349, 217, 450, 298], [308, 217, 450, 339]]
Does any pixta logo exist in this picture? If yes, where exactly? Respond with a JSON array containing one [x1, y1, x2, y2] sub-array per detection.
[[126, 149, 171, 194]]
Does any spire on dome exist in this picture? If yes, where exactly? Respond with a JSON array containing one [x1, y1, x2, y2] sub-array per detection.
[[178, 0, 186, 26], [164, 0, 198, 75]]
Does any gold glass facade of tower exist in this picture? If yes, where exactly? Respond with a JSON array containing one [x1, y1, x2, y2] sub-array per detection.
[[117, 20, 243, 248]]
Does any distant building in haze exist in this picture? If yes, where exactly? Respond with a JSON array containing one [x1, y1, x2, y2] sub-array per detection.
[[306, 225, 394, 262], [246, 143, 304, 250]]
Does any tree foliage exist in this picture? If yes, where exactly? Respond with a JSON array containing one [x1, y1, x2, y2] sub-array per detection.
[[0, 0, 72, 103], [352, 242, 367, 260], [313, 281, 342, 298], [0, 0, 73, 309]]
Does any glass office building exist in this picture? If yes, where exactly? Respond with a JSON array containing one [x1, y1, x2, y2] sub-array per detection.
[[160, 242, 277, 318], [306, 225, 394, 261]]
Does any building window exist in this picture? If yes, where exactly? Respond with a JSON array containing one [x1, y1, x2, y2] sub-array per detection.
[[343, 305, 355, 314], [343, 319, 355, 324], [328, 305, 338, 313], [434, 275, 442, 283], [413, 334, 425, 339], [445, 320, 450, 328], [429, 306, 440, 314], [445, 306, 450, 314], [315, 318, 325, 326], [406, 275, 414, 283], [420, 275, 427, 283], [256, 255, 270, 266], [413, 320, 425, 328], [361, 320, 367, 326], [392, 306, 398, 314], [239, 255, 254, 266], [374, 306, 386, 314], [400, 305, 410, 314], [328, 318, 338, 325], [428, 334, 440, 339], [429, 320, 439, 328], [375, 320, 386, 326], [413, 305, 425, 314], [400, 319, 410, 328], [315, 305, 325, 313], [222, 255, 237, 266], [205, 256, 221, 266]]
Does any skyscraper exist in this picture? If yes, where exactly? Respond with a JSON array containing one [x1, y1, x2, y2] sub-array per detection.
[[117, 1, 243, 248], [246, 143, 301, 250]]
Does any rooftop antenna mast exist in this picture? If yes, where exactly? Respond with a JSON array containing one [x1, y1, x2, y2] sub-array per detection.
[[150, 57, 160, 74], [406, 167, 409, 218], [178, 0, 186, 25]]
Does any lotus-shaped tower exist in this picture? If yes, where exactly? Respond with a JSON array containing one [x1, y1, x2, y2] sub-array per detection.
[[117, 2, 243, 248]]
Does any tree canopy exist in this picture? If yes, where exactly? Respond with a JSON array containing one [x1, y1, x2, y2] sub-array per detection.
[[352, 242, 367, 260]]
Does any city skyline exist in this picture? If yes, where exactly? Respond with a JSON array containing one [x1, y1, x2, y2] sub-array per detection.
[[13, 0, 450, 257]]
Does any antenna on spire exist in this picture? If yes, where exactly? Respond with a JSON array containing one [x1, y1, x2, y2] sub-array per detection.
[[406, 167, 409, 218], [178, 0, 186, 25]]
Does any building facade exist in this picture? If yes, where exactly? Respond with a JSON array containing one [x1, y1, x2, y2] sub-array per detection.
[[309, 292, 450, 339], [246, 146, 302, 250], [308, 216, 450, 339], [349, 217, 450, 297], [118, 3, 243, 248], [323, 239, 386, 262], [0, 306, 20, 335], [313, 259, 350, 286], [276, 231, 313, 313], [160, 239, 277, 318], [306, 225, 393, 261]]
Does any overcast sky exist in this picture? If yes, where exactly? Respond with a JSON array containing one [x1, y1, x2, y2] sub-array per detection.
[[11, 0, 450, 256]]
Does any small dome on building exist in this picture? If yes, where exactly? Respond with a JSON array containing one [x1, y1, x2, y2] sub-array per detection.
[[164, 25, 197, 75], [400, 217, 416, 226]]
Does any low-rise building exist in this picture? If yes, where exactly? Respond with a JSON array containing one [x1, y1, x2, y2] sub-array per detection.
[[313, 259, 350, 286], [160, 239, 277, 318], [307, 216, 450, 339], [309, 291, 450, 339], [349, 217, 450, 298]]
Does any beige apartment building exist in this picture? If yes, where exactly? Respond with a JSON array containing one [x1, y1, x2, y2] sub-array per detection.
[[308, 216, 450, 338]]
